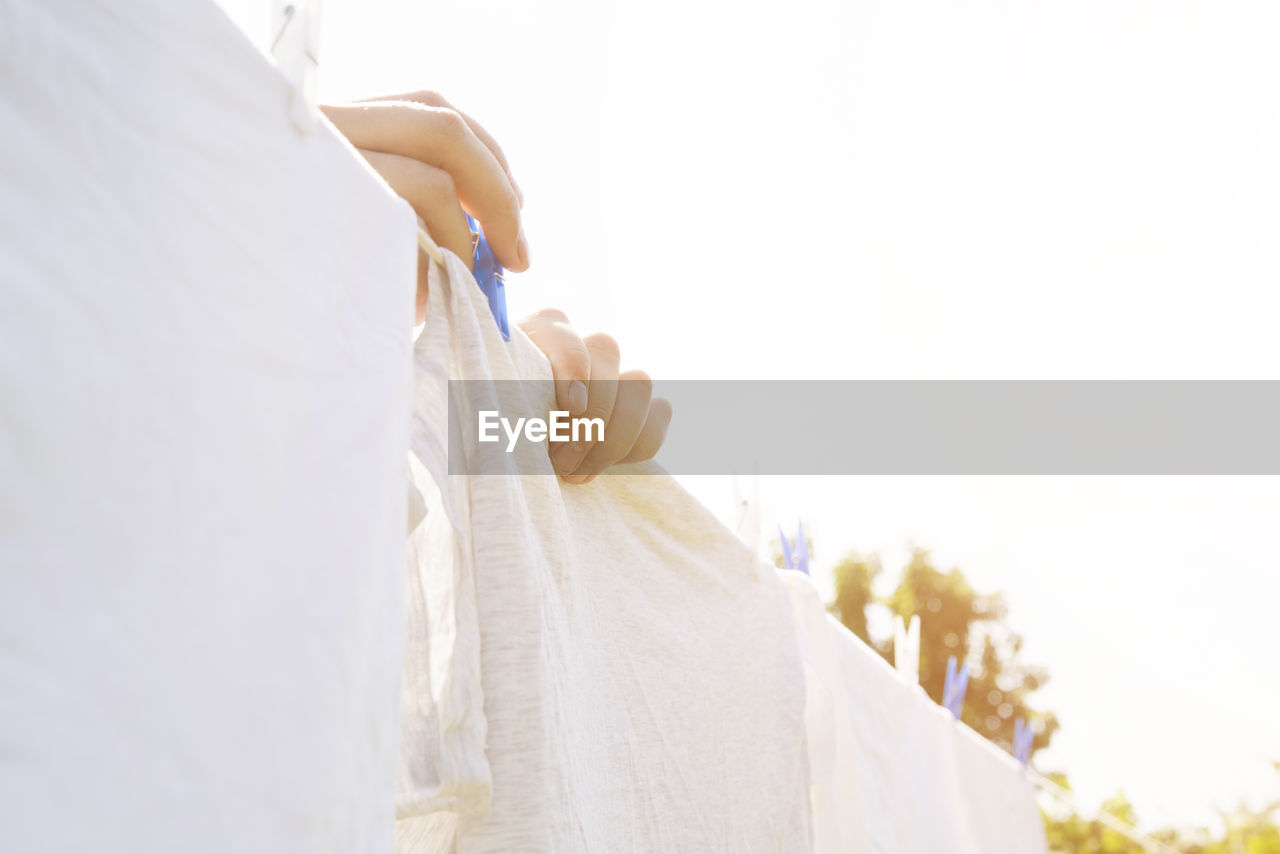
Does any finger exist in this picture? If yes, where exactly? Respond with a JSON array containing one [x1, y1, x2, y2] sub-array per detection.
[[358, 149, 473, 269], [415, 245, 431, 324], [565, 371, 654, 483], [357, 90, 524, 207], [516, 308, 590, 415], [572, 397, 673, 485], [617, 397, 673, 464], [324, 102, 527, 271], [551, 332, 619, 477]]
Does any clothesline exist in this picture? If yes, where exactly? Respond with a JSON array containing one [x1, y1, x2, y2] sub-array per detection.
[[417, 224, 444, 264], [1028, 768, 1183, 854], [772, 516, 1182, 854], [895, 610, 1184, 853]]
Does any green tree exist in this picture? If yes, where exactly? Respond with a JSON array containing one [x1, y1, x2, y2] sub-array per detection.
[[1201, 774, 1280, 854], [1041, 778, 1157, 853], [1039, 769, 1280, 854], [830, 552, 880, 646], [824, 545, 1280, 852]]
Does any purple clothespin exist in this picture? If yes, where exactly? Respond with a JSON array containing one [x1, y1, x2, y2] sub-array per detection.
[[466, 213, 509, 341], [942, 655, 969, 719], [1013, 717, 1034, 766], [778, 522, 809, 574]]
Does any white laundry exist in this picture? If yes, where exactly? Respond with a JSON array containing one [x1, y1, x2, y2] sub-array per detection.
[[397, 248, 813, 854], [784, 574, 1050, 854], [0, 1, 416, 851], [952, 721, 1052, 854], [1, 6, 1057, 852]]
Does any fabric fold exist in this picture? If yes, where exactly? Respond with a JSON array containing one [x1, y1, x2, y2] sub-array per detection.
[[396, 249, 812, 854], [783, 572, 1050, 854]]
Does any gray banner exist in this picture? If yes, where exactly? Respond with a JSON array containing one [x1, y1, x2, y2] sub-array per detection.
[[447, 381, 1280, 475]]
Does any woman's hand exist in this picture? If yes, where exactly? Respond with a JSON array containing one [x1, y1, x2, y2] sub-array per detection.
[[518, 309, 673, 484], [322, 91, 527, 321], [326, 94, 669, 477]]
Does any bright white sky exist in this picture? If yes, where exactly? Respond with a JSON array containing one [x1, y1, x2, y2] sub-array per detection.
[[228, 0, 1280, 831]]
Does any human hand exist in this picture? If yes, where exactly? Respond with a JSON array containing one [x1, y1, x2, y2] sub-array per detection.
[[322, 91, 527, 321], [518, 309, 673, 484]]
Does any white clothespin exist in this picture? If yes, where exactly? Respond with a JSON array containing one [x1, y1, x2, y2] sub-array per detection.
[[271, 0, 323, 134], [893, 614, 920, 684], [729, 472, 761, 549]]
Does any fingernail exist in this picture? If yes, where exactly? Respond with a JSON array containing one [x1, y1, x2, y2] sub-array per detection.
[[516, 227, 530, 269], [569, 381, 587, 414]]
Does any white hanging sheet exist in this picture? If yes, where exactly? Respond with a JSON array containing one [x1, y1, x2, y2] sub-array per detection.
[[784, 574, 1050, 854], [397, 248, 813, 854], [0, 1, 416, 850]]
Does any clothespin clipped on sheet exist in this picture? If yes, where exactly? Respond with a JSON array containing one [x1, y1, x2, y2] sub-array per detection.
[[795, 521, 809, 575], [466, 213, 510, 341], [893, 615, 920, 683], [1012, 717, 1034, 766], [942, 655, 970, 719], [777, 521, 809, 574], [778, 526, 793, 570], [271, 0, 322, 134]]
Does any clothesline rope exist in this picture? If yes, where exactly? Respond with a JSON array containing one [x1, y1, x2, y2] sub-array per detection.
[[417, 224, 444, 265], [1028, 769, 1184, 854], [766, 515, 1184, 854]]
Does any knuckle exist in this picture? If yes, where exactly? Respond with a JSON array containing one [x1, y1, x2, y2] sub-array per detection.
[[583, 403, 612, 424], [431, 107, 468, 138], [560, 348, 591, 379], [533, 306, 570, 325], [583, 332, 620, 362], [408, 170, 456, 210], [423, 167, 457, 198], [621, 370, 653, 396], [411, 89, 448, 107], [651, 396, 673, 421]]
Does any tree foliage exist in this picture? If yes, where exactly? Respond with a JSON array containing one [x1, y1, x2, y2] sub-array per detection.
[[830, 553, 879, 646], [830, 547, 1058, 759], [825, 544, 1279, 852], [1041, 771, 1280, 854]]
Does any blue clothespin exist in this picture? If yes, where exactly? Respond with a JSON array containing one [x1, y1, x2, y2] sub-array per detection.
[[777, 521, 809, 574], [1013, 717, 1034, 766], [466, 213, 509, 341], [942, 655, 969, 719]]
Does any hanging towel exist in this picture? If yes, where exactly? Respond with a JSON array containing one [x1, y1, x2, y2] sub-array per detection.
[[783, 573, 1050, 854], [0, 1, 414, 850], [397, 247, 813, 854]]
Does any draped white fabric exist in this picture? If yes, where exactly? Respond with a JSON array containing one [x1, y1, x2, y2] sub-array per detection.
[[0, 1, 415, 850], [398, 248, 813, 853], [786, 574, 1050, 854], [1, 5, 1052, 852], [397, 249, 1049, 854]]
